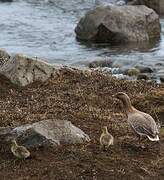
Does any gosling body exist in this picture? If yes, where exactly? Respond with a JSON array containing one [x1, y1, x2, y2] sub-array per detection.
[[114, 92, 159, 141], [11, 139, 30, 159], [100, 126, 114, 150]]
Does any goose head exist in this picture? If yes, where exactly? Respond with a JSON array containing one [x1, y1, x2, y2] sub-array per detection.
[[113, 92, 134, 113]]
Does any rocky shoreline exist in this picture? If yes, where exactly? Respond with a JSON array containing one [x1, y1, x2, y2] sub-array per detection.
[[87, 58, 164, 83], [0, 49, 163, 87], [0, 51, 163, 179], [74, 3, 164, 83]]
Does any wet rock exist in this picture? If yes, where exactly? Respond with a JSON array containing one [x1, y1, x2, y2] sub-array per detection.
[[127, 0, 164, 15], [0, 54, 62, 86], [127, 68, 140, 76], [0, 0, 13, 2], [127, 0, 140, 5], [155, 62, 164, 66], [160, 76, 164, 83], [88, 58, 113, 68], [0, 49, 10, 67], [75, 5, 160, 43], [156, 69, 164, 83], [4, 119, 90, 148], [137, 73, 150, 80], [114, 63, 132, 75], [135, 66, 154, 73]]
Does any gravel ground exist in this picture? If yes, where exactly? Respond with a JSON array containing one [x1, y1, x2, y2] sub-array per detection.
[[0, 68, 163, 180]]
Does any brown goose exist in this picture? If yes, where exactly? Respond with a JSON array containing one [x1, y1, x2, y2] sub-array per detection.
[[113, 92, 159, 141], [100, 126, 114, 150]]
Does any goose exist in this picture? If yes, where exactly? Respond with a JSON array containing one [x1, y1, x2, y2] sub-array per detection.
[[11, 139, 30, 159], [100, 126, 114, 150], [113, 92, 159, 141]]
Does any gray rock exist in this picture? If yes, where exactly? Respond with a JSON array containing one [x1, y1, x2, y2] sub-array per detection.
[[127, 0, 164, 15], [135, 66, 154, 73], [118, 67, 128, 75], [0, 54, 62, 86], [88, 58, 113, 68], [0, 0, 13, 2], [137, 73, 150, 80], [127, 0, 140, 5], [160, 76, 164, 83], [75, 5, 160, 43], [6, 119, 90, 148], [0, 49, 10, 67], [156, 69, 164, 83]]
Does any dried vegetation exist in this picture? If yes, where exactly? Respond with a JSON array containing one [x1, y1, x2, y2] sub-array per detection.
[[0, 68, 163, 180]]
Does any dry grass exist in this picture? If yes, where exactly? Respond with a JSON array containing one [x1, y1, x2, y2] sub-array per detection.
[[0, 68, 163, 180]]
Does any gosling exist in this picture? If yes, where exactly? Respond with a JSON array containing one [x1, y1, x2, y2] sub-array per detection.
[[100, 126, 114, 150], [113, 92, 159, 142], [11, 139, 30, 159]]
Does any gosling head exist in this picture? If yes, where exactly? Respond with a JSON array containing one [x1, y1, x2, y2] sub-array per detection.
[[11, 139, 17, 146], [101, 126, 108, 134]]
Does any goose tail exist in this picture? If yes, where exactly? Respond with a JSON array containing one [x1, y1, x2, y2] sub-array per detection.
[[147, 135, 159, 141]]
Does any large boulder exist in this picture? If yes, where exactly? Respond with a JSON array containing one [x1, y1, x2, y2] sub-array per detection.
[[75, 5, 160, 43], [0, 54, 62, 86], [0, 119, 90, 148]]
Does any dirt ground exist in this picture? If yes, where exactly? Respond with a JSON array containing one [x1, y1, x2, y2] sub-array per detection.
[[0, 68, 163, 180]]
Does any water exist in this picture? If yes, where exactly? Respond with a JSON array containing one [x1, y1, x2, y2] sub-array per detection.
[[0, 0, 163, 74]]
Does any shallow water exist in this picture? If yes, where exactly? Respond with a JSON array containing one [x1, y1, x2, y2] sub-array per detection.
[[0, 0, 163, 74]]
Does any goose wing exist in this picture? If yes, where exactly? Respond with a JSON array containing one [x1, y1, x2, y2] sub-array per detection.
[[128, 111, 159, 138]]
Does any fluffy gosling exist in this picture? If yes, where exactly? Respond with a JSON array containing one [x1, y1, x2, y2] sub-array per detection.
[[11, 139, 30, 159], [100, 126, 114, 150]]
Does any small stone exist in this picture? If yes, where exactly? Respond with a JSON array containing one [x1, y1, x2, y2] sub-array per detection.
[[137, 73, 150, 80], [135, 66, 154, 73], [88, 59, 113, 68], [127, 0, 140, 5], [160, 76, 164, 83], [0, 0, 13, 2]]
